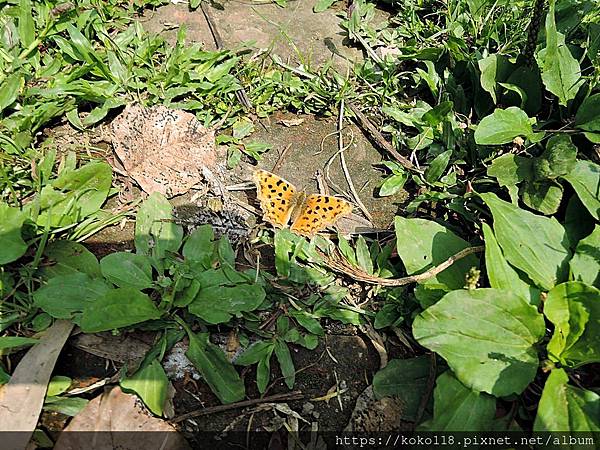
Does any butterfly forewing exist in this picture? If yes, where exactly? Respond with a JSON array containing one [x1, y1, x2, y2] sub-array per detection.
[[290, 194, 353, 237], [253, 169, 299, 228]]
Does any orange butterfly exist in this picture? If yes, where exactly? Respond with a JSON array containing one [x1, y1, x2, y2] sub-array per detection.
[[253, 169, 353, 237]]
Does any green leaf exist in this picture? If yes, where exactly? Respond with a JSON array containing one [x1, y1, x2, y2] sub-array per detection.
[[570, 226, 600, 287], [521, 180, 564, 215], [33, 273, 112, 320], [47, 376, 72, 397], [290, 311, 324, 336], [0, 203, 28, 264], [314, 0, 336, 13], [419, 371, 496, 431], [425, 150, 452, 183], [534, 369, 600, 432], [232, 117, 255, 139], [545, 282, 600, 367], [217, 236, 235, 266], [379, 173, 408, 197], [0, 73, 22, 114], [537, 0, 584, 106], [189, 284, 266, 324], [0, 336, 38, 351], [37, 162, 113, 227], [482, 223, 538, 306], [480, 193, 570, 290], [18, 0, 35, 48], [185, 331, 245, 404], [235, 341, 275, 365], [533, 135, 578, 180], [100, 253, 153, 290], [474, 107, 543, 145], [43, 397, 88, 417], [575, 93, 600, 132], [121, 359, 168, 416], [135, 193, 183, 260], [257, 353, 271, 394], [373, 355, 433, 421], [274, 340, 295, 389], [477, 54, 513, 104], [562, 160, 600, 220], [40, 240, 101, 279], [183, 225, 214, 268], [79, 288, 161, 332], [394, 217, 479, 290], [355, 236, 374, 275], [564, 194, 595, 248], [413, 288, 545, 396], [487, 154, 533, 202]]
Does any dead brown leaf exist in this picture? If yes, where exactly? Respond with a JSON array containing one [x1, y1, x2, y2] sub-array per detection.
[[0, 320, 74, 449], [54, 387, 190, 450], [111, 104, 220, 197], [278, 117, 305, 127]]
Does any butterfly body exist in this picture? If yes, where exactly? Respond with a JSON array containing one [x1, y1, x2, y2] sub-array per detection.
[[253, 169, 352, 237]]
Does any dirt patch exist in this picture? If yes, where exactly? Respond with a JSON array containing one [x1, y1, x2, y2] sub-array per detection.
[[142, 0, 387, 71]]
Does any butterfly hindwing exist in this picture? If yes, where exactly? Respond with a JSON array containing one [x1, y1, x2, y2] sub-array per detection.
[[290, 194, 353, 237], [253, 169, 298, 228]]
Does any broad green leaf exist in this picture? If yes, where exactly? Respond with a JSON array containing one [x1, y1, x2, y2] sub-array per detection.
[[504, 65, 543, 115], [474, 107, 543, 145], [135, 193, 183, 259], [314, 0, 336, 12], [189, 284, 266, 324], [545, 282, 600, 367], [100, 252, 153, 290], [39, 240, 101, 279], [570, 226, 600, 287], [477, 54, 512, 104], [0, 336, 38, 351], [575, 93, 600, 132], [534, 369, 600, 432], [480, 193, 570, 290], [522, 180, 564, 215], [425, 150, 452, 183], [487, 154, 533, 202], [185, 331, 245, 404], [290, 310, 324, 335], [235, 341, 275, 365], [394, 217, 479, 290], [533, 135, 578, 180], [0, 73, 22, 114], [379, 173, 408, 196], [79, 288, 161, 332], [33, 273, 111, 320], [0, 203, 28, 264], [274, 340, 295, 389], [564, 194, 595, 248], [482, 223, 538, 306], [37, 162, 112, 227], [373, 355, 432, 421], [274, 229, 296, 277], [232, 117, 254, 139], [562, 160, 600, 220], [47, 376, 72, 397], [43, 397, 88, 417], [18, 0, 35, 48], [413, 288, 545, 396], [183, 225, 214, 268], [217, 236, 235, 266], [537, 0, 584, 106], [355, 236, 373, 275], [121, 359, 168, 416], [419, 371, 496, 431], [257, 353, 271, 394]]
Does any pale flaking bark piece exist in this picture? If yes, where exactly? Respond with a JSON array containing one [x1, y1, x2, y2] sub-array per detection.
[[54, 386, 190, 450], [111, 105, 219, 197], [0, 320, 74, 450]]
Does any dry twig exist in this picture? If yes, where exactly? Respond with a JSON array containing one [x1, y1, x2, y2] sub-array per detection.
[[170, 391, 305, 423], [346, 102, 419, 173], [319, 245, 485, 286]]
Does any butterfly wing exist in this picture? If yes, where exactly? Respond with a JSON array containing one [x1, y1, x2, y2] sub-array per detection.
[[253, 169, 298, 228], [290, 194, 353, 237]]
